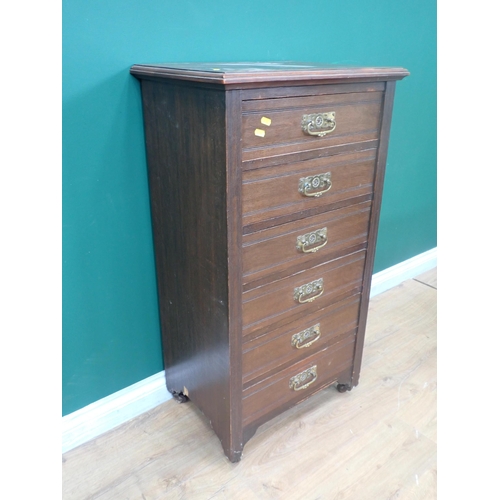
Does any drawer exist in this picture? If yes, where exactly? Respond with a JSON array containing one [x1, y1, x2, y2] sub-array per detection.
[[242, 149, 376, 229], [242, 333, 356, 426], [242, 200, 371, 289], [242, 250, 365, 339], [241, 91, 383, 163], [242, 294, 361, 387]]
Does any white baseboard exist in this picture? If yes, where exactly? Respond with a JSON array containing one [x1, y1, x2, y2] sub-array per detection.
[[62, 372, 171, 454], [62, 247, 436, 454], [370, 247, 437, 297]]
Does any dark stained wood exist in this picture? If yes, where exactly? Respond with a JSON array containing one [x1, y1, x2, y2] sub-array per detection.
[[242, 138, 380, 171], [241, 81, 386, 101], [242, 91, 383, 113], [351, 80, 398, 388], [224, 89, 244, 462], [242, 193, 374, 235], [132, 62, 408, 462], [242, 251, 366, 337], [242, 131, 381, 163], [241, 93, 382, 156], [130, 62, 410, 89], [243, 294, 361, 386], [242, 334, 356, 425], [139, 80, 235, 459], [242, 200, 371, 288], [242, 152, 377, 228]]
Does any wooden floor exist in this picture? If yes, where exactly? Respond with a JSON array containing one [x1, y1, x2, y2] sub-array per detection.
[[63, 268, 437, 500]]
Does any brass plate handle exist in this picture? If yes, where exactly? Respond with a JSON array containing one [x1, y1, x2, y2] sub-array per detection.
[[294, 278, 324, 304], [296, 227, 327, 254], [291, 324, 321, 349], [298, 172, 332, 198], [289, 365, 318, 391], [302, 112, 336, 137]]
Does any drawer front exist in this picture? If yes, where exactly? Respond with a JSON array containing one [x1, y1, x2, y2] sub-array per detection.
[[241, 91, 383, 162], [242, 200, 371, 289], [242, 294, 361, 387], [242, 334, 356, 426], [242, 149, 376, 229], [242, 250, 365, 338]]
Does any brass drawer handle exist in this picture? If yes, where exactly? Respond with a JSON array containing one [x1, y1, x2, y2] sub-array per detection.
[[294, 278, 324, 304], [302, 112, 336, 137], [296, 227, 327, 254], [289, 365, 318, 391], [298, 172, 332, 198], [291, 324, 321, 349]]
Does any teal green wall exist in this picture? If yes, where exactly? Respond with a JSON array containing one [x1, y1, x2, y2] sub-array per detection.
[[63, 0, 436, 415]]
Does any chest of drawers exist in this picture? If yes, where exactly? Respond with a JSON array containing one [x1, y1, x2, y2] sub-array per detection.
[[131, 62, 409, 462]]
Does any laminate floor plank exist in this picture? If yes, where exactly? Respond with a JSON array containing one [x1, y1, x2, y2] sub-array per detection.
[[414, 267, 437, 289], [286, 417, 436, 500], [62, 403, 224, 499], [62, 273, 437, 500]]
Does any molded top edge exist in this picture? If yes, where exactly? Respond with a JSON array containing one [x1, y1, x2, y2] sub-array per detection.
[[130, 61, 410, 85]]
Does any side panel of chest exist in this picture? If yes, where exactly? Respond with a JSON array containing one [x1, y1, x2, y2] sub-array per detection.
[[139, 80, 242, 458]]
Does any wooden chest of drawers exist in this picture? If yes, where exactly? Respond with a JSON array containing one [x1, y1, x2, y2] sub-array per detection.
[[131, 62, 409, 462]]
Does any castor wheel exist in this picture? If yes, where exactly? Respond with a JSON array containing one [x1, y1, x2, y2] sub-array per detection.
[[336, 383, 352, 393], [172, 391, 189, 403]]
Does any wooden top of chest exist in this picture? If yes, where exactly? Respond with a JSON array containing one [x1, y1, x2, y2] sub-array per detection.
[[130, 61, 409, 88]]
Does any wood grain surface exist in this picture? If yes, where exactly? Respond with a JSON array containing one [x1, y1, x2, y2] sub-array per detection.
[[242, 294, 360, 385], [139, 80, 242, 460], [241, 92, 383, 154], [242, 200, 371, 288], [242, 150, 377, 228], [131, 63, 409, 462], [130, 62, 410, 88], [242, 334, 356, 426], [62, 268, 436, 500], [242, 251, 365, 337]]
